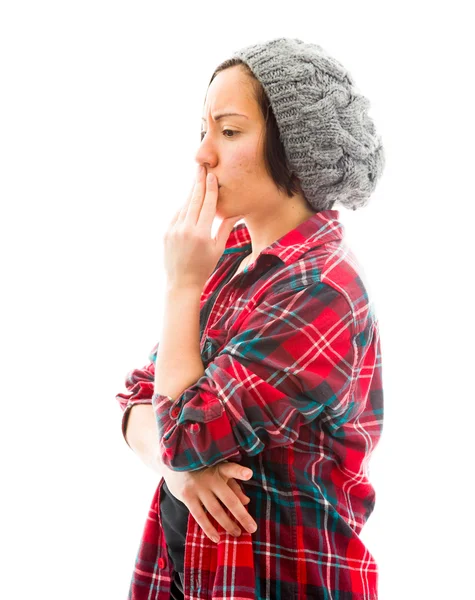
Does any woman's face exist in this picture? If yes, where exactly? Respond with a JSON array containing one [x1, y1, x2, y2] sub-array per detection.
[[197, 65, 283, 221]]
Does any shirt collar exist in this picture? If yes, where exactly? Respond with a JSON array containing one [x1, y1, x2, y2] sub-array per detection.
[[224, 209, 344, 265]]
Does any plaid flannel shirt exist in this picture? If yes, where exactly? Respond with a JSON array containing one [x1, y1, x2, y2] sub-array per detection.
[[116, 209, 384, 599]]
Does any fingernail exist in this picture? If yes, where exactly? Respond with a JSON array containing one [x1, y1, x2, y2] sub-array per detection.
[[212, 535, 219, 543], [242, 469, 252, 478], [207, 172, 214, 184]]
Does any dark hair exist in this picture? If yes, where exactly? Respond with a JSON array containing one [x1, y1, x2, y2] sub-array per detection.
[[207, 58, 315, 210]]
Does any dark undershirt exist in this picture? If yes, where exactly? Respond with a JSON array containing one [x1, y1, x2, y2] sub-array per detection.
[[159, 479, 188, 573]]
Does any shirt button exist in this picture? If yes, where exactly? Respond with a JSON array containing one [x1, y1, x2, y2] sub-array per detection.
[[158, 557, 166, 569], [190, 423, 200, 433], [170, 406, 180, 418]]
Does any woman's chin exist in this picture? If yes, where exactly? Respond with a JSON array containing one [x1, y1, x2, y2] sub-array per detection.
[[215, 192, 227, 217]]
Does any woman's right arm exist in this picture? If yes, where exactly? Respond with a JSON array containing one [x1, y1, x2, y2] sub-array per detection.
[[125, 403, 164, 477], [125, 403, 257, 543]]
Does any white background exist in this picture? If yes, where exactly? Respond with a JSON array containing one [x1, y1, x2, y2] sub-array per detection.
[[1, 1, 473, 598]]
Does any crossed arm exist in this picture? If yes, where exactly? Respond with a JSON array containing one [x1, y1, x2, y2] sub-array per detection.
[[119, 279, 356, 472], [119, 278, 356, 541], [125, 283, 205, 476]]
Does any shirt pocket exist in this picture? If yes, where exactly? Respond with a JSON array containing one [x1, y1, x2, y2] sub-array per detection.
[[201, 328, 228, 364]]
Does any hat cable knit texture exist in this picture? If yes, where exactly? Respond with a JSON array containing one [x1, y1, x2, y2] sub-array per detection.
[[231, 37, 385, 212]]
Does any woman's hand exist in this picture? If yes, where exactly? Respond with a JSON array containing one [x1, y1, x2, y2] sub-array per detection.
[[163, 165, 243, 290], [162, 461, 257, 543]]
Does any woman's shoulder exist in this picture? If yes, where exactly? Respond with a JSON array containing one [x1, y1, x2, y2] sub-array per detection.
[[262, 241, 377, 332]]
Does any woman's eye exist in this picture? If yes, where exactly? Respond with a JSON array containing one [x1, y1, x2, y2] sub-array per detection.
[[200, 129, 238, 141]]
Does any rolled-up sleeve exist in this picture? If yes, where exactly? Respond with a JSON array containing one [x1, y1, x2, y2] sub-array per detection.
[[115, 341, 159, 446], [153, 281, 357, 471]]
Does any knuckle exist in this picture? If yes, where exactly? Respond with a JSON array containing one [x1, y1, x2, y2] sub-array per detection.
[[207, 507, 236, 534], [181, 487, 194, 502], [225, 494, 241, 510], [221, 515, 239, 534], [207, 500, 225, 518], [229, 524, 241, 536]]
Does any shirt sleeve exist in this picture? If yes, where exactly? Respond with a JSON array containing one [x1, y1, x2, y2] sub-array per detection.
[[153, 281, 357, 471], [115, 341, 159, 447]]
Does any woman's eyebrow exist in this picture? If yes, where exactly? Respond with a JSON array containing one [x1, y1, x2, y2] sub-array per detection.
[[201, 112, 249, 122]]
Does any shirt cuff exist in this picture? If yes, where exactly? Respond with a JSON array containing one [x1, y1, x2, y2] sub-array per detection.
[[152, 392, 181, 420]]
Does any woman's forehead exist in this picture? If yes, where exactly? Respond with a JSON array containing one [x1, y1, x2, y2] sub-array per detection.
[[203, 68, 256, 120]]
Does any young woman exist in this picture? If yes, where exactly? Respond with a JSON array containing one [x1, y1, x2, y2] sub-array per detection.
[[116, 37, 385, 600]]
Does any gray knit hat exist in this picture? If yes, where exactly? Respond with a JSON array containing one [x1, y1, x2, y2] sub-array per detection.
[[230, 37, 385, 212]]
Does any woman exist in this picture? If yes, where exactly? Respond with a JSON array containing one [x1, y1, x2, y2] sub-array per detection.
[[116, 37, 385, 600]]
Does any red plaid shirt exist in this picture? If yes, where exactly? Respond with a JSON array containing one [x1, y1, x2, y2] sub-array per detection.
[[116, 209, 384, 599]]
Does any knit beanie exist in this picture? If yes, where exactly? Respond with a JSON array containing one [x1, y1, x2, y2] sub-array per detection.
[[230, 37, 385, 212]]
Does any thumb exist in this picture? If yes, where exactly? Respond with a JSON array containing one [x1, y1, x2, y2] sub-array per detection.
[[219, 462, 253, 480]]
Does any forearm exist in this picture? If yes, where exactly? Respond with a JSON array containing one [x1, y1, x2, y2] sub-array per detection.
[[154, 284, 205, 400], [126, 285, 205, 474], [125, 404, 167, 478]]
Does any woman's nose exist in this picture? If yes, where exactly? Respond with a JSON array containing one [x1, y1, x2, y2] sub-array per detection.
[[195, 134, 218, 166]]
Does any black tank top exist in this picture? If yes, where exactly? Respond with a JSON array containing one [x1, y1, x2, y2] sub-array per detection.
[[159, 479, 188, 573], [159, 251, 251, 573]]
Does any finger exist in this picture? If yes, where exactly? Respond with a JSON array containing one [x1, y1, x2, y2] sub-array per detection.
[[197, 172, 218, 231], [227, 478, 250, 504], [175, 169, 202, 226], [184, 165, 206, 225], [187, 499, 220, 543], [172, 202, 189, 227], [218, 462, 253, 481], [168, 206, 183, 228], [199, 491, 244, 538], [218, 462, 253, 505], [213, 487, 257, 535]]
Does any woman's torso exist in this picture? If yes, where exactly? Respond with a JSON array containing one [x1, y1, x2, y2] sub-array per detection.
[[157, 212, 383, 596]]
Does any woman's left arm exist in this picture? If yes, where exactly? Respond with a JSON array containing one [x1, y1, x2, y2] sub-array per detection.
[[153, 284, 205, 402], [152, 281, 372, 472]]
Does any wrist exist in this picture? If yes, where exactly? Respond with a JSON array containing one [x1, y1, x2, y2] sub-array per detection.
[[165, 281, 203, 296]]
